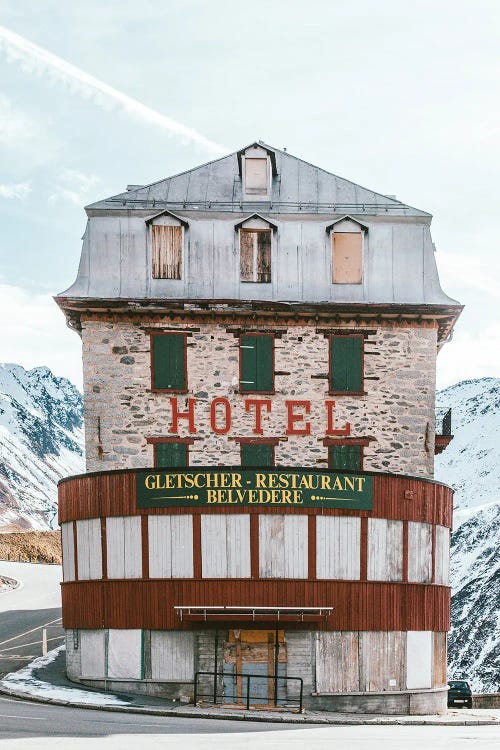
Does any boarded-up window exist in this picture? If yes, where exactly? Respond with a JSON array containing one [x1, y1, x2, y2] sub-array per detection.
[[240, 230, 271, 283], [152, 225, 183, 279], [332, 232, 362, 284], [241, 443, 274, 467], [155, 442, 188, 468], [245, 158, 268, 194], [328, 444, 362, 471], [330, 336, 363, 393], [240, 334, 273, 393], [152, 333, 186, 391]]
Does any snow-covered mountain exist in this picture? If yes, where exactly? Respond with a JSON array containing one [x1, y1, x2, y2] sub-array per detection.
[[435, 377, 500, 693], [0, 364, 84, 530]]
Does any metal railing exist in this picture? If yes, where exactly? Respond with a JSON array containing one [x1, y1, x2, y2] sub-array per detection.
[[436, 407, 452, 436], [194, 670, 304, 712]]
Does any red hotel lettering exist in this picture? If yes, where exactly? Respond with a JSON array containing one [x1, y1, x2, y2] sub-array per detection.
[[325, 400, 351, 436], [210, 397, 232, 435], [169, 397, 197, 434], [285, 400, 311, 436], [245, 399, 272, 434]]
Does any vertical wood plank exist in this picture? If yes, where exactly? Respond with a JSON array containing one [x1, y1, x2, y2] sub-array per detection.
[[193, 514, 202, 578], [308, 515, 316, 579], [402, 521, 409, 583], [360, 517, 368, 580], [141, 515, 149, 579], [250, 514, 259, 579]]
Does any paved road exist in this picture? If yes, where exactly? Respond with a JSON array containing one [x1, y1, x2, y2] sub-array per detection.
[[0, 562, 63, 677]]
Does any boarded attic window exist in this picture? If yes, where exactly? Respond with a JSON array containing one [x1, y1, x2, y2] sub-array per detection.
[[152, 225, 183, 279], [240, 230, 271, 283], [245, 158, 268, 195], [332, 232, 363, 284]]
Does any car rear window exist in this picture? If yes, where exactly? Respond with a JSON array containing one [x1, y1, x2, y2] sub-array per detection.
[[449, 681, 469, 688]]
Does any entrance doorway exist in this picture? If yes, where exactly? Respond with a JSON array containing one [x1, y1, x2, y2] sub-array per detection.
[[222, 629, 287, 706]]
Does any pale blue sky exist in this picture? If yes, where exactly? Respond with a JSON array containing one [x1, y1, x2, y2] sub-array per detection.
[[0, 0, 499, 388]]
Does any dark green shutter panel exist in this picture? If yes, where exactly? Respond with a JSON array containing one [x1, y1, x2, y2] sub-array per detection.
[[153, 334, 185, 390], [155, 442, 188, 468], [241, 336, 273, 392], [329, 445, 361, 471], [330, 337, 362, 392], [241, 443, 274, 467]]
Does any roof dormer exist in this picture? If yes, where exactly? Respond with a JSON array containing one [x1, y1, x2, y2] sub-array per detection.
[[237, 143, 277, 200]]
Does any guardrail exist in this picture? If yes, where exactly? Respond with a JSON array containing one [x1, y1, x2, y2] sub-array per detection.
[[194, 670, 304, 712]]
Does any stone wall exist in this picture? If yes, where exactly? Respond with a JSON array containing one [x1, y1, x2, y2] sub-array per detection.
[[81, 316, 437, 478]]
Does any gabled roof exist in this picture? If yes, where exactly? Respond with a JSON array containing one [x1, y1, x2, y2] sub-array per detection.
[[325, 215, 370, 232], [233, 213, 278, 231], [236, 141, 278, 176], [86, 141, 431, 218], [145, 209, 189, 227]]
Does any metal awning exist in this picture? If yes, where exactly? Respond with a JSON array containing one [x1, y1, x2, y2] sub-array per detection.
[[174, 606, 334, 623]]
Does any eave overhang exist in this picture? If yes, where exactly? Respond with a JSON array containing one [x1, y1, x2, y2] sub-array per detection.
[[54, 296, 463, 345]]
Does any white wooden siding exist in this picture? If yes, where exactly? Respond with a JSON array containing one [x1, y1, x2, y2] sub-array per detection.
[[61, 522, 75, 582], [80, 630, 106, 678], [408, 521, 433, 583], [434, 525, 450, 585], [315, 632, 360, 692], [150, 631, 195, 681], [359, 631, 405, 691], [367, 518, 403, 581], [201, 515, 250, 578], [148, 515, 193, 578], [107, 629, 142, 679], [106, 517, 142, 579], [259, 515, 308, 578], [76, 518, 102, 580], [316, 516, 361, 580], [406, 631, 433, 688]]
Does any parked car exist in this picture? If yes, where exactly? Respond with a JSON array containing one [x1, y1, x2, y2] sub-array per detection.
[[447, 680, 473, 708]]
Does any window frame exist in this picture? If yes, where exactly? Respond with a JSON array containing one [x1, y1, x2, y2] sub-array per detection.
[[328, 334, 365, 396], [243, 155, 271, 198], [237, 438, 278, 467], [327, 442, 364, 471], [147, 437, 194, 468], [150, 332, 188, 394], [239, 333, 275, 395], [239, 228, 272, 284], [331, 230, 364, 285], [151, 224, 184, 280]]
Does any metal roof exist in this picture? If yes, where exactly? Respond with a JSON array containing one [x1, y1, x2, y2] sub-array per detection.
[[86, 141, 430, 217]]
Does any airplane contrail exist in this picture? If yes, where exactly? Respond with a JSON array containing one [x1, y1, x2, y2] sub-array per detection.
[[0, 25, 228, 156]]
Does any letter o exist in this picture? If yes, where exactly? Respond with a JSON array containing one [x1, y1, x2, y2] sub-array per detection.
[[210, 397, 232, 435]]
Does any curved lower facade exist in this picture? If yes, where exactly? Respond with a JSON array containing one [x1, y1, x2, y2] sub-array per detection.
[[59, 468, 452, 715]]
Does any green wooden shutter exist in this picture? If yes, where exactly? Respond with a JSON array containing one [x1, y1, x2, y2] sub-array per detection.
[[241, 443, 274, 467], [241, 335, 273, 392], [330, 336, 363, 392], [152, 334, 185, 390], [155, 442, 188, 468], [328, 445, 361, 471]]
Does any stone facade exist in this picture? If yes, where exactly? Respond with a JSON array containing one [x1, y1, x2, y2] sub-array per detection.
[[82, 316, 437, 478]]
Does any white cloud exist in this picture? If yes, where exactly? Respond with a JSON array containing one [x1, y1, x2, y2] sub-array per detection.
[[49, 169, 99, 207], [0, 181, 31, 199], [437, 325, 500, 389], [0, 283, 82, 388], [0, 24, 227, 155], [0, 94, 35, 145]]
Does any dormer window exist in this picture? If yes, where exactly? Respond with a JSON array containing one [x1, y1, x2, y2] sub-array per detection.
[[146, 210, 188, 281], [239, 144, 275, 199], [235, 214, 277, 284], [244, 158, 268, 196], [326, 216, 368, 285]]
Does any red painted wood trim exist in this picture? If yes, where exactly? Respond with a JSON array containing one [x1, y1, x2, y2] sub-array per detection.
[[72, 520, 79, 582], [192, 514, 202, 579], [360, 517, 368, 581], [431, 523, 437, 584], [402, 521, 409, 583], [58, 471, 454, 528], [61, 579, 451, 632], [100, 517, 107, 580], [141, 515, 149, 580], [250, 514, 260, 579], [308, 515, 316, 579]]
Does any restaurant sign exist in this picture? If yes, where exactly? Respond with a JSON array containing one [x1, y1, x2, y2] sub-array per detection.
[[136, 469, 373, 510]]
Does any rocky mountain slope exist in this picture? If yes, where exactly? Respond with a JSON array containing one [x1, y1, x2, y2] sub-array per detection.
[[435, 377, 500, 693], [0, 364, 84, 529]]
